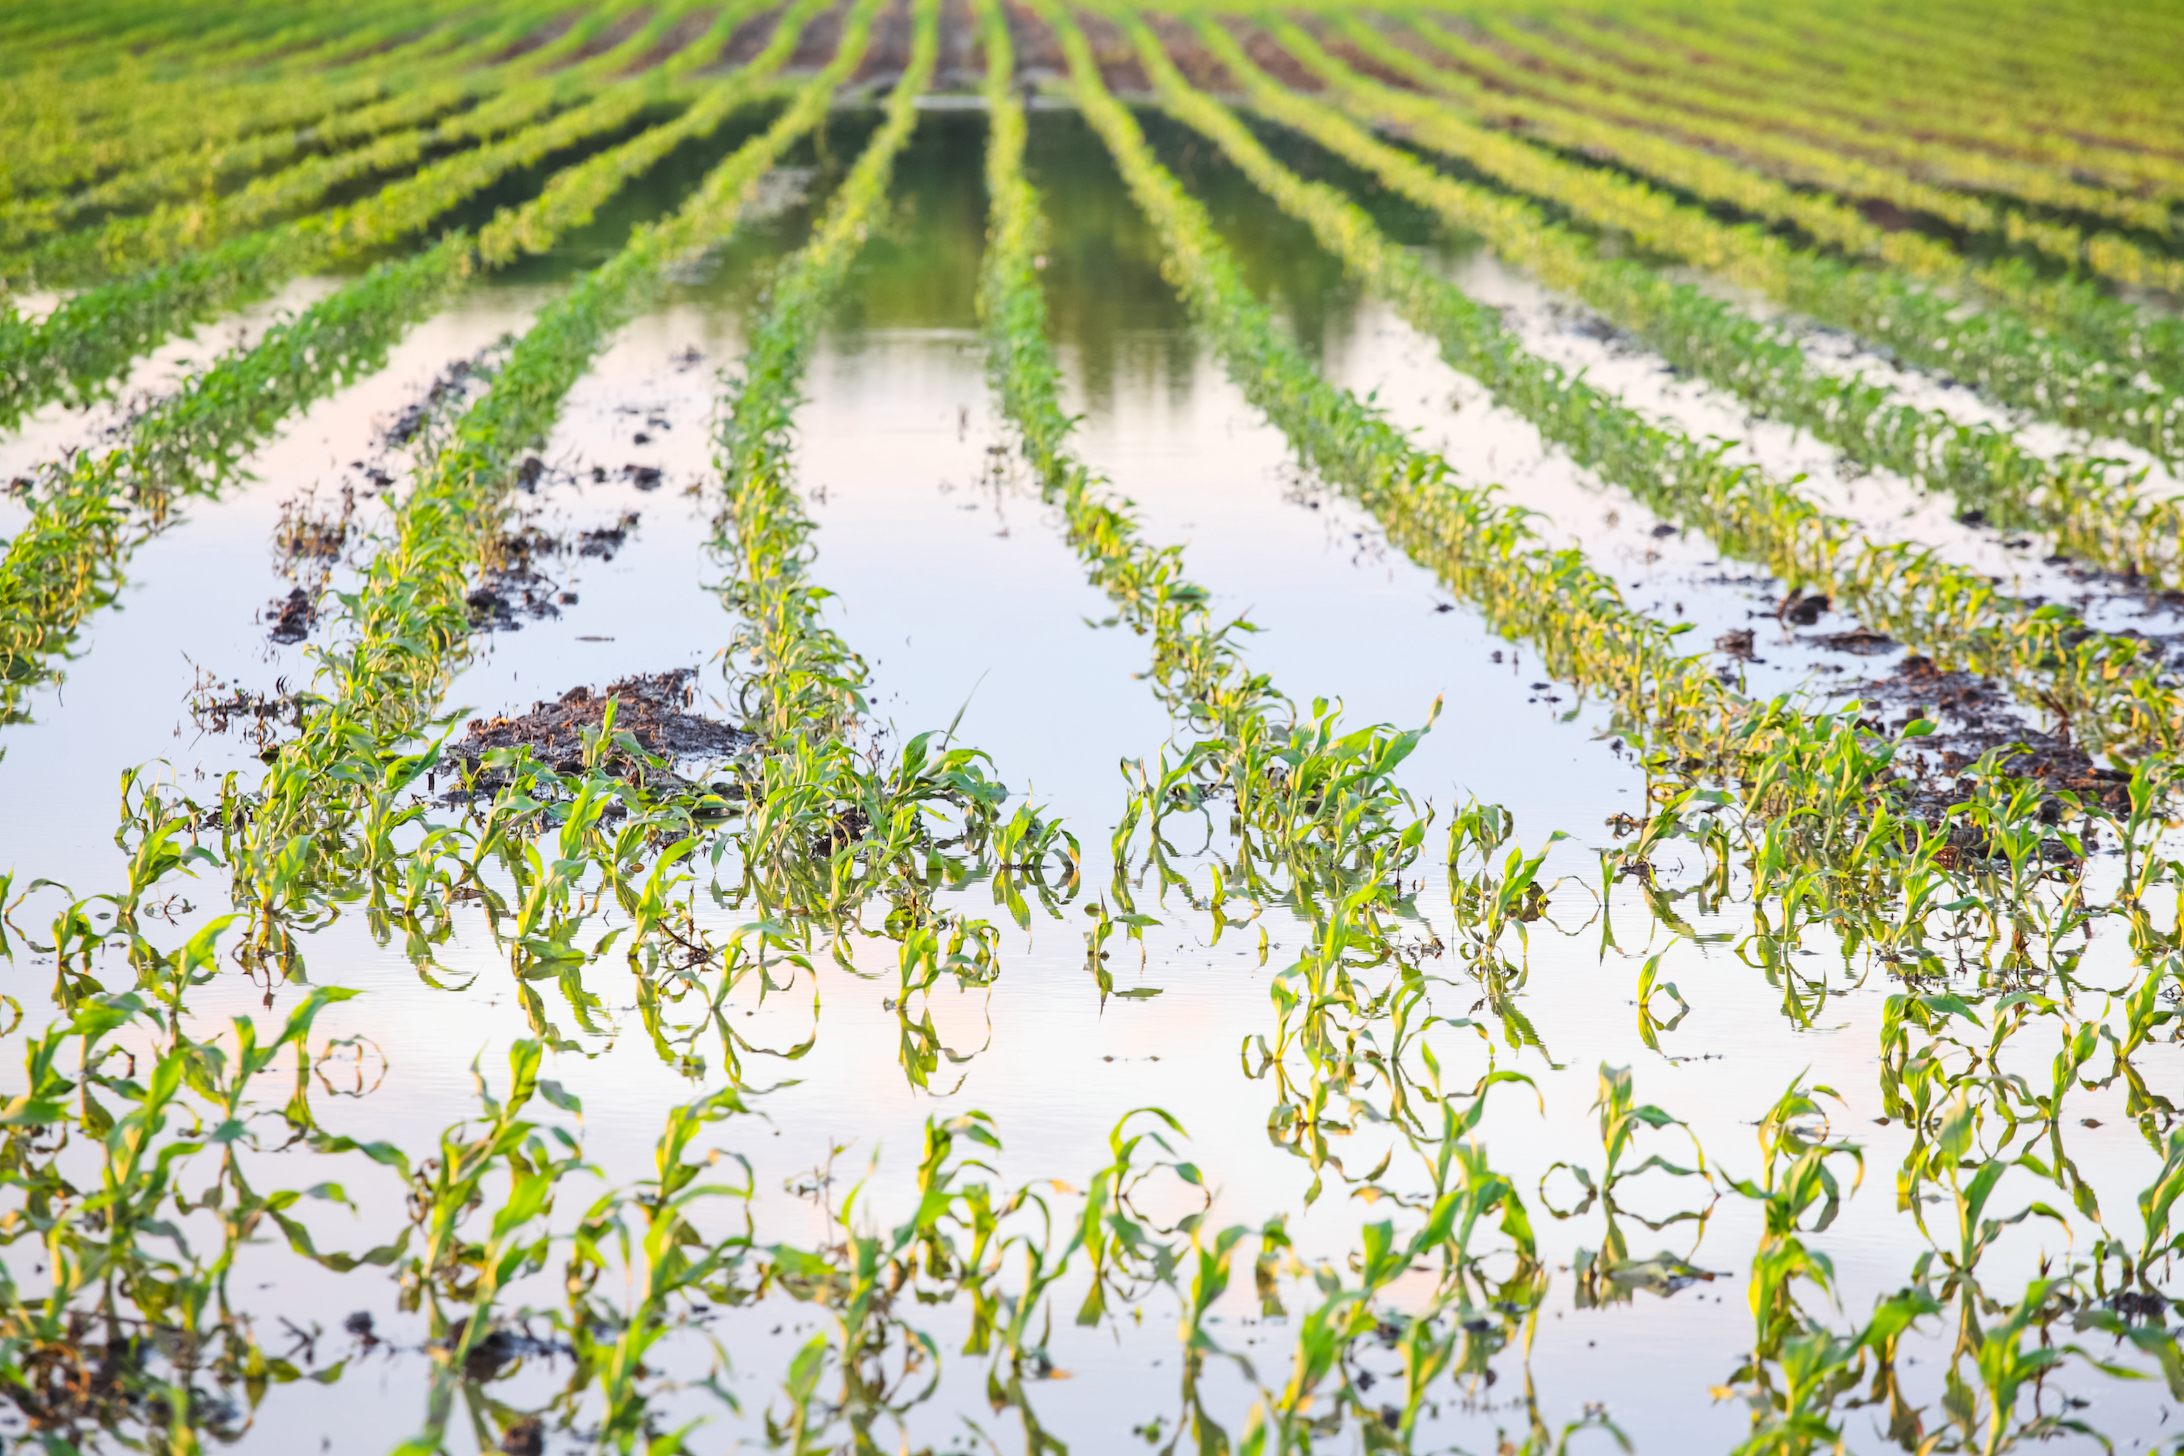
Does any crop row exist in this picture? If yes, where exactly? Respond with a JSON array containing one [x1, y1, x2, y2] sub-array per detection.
[[1446, 11, 2182, 234], [1059, 18, 2184, 1303], [981, 0, 1435, 975], [0, 6, 823, 721], [1129, 17, 2183, 771], [0, 50, 764, 431], [1746, 0, 2184, 119], [969, 20, 2184, 1440], [206, 7, 893, 962], [1581, 7, 2183, 194], [1315, 17, 2184, 410], [0, 0, 566, 201], [0, 0, 690, 272], [1600, 0, 2180, 154], [0, 0, 566, 221], [1200, 24, 2184, 589], [1039, 0, 2184, 1001], [8, 0, 750, 287], [1039, 38, 2184, 1433], [1, 0, 895, 1128]]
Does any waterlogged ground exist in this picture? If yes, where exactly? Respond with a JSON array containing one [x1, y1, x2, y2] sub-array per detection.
[[3, 104, 2182, 1456]]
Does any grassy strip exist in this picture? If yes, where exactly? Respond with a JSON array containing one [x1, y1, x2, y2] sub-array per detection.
[[1196, 22, 2184, 589], [1129, 19, 2180, 762], [0, 4, 482, 201], [1695, 0, 2181, 132], [0, 8, 820, 720], [1407, 9, 2175, 261], [1317, 17, 2184, 413]]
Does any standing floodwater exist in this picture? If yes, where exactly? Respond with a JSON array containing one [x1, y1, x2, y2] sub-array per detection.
[[1, 3, 2182, 1454]]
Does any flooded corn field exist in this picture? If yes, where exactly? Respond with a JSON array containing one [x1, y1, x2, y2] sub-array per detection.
[[3, 0, 2183, 1452]]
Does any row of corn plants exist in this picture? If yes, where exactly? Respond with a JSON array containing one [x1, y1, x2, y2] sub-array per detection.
[[0, 33, 767, 431], [1, 1, 711, 286], [1061, 0, 2079, 1078], [694, 0, 1054, 935], [1239, 14, 2184, 1394], [0, 0, 559, 202], [1091, 14, 2184, 1422], [0, 2, 823, 722], [980, 0, 1451, 1045], [1687, 0, 2179, 139], [33, 0, 1031, 1109], [1453, 9, 2183, 233], [1192, 21, 2184, 589], [1, 930, 1576, 1456], [1587, 4, 2183, 198], [1288, 19, 2184, 448], [1041, 4, 2184, 1063], [982, 36, 2184, 1439], [1123, 15, 2184, 768], [1301, 14, 2184, 403], [0, 0, 592, 255], [1406, 10, 2178, 256], [212, 0, 896, 968]]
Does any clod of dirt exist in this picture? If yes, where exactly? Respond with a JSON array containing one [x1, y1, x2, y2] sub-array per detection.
[[276, 496, 350, 560], [267, 587, 315, 644], [2107, 1290, 2171, 1324], [578, 515, 639, 557], [386, 353, 492, 446], [464, 512, 639, 630], [1811, 628, 1896, 655], [433, 1319, 565, 1385], [625, 464, 663, 490], [501, 1416, 546, 1456], [443, 669, 751, 794], [1714, 627, 1757, 660], [1856, 654, 2131, 817], [1778, 590, 1830, 626], [191, 676, 306, 744]]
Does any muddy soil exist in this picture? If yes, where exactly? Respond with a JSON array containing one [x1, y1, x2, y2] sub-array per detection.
[[443, 668, 751, 793]]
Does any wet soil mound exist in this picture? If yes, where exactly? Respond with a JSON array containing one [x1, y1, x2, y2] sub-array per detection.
[[1857, 654, 2130, 819], [445, 670, 751, 794]]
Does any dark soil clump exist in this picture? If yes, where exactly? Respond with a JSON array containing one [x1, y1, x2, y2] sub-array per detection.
[[1810, 627, 1896, 655], [1856, 654, 2130, 819], [444, 670, 752, 794], [266, 587, 317, 643], [467, 512, 639, 630]]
